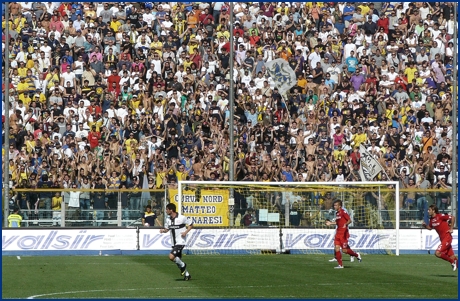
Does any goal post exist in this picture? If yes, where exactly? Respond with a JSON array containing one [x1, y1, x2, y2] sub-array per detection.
[[174, 181, 400, 256]]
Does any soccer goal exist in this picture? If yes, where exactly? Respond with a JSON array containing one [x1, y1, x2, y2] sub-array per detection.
[[174, 181, 401, 256]]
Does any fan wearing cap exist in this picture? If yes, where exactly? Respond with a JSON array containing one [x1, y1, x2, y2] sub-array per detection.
[[277, 40, 292, 60], [186, 7, 199, 29], [233, 21, 245, 37], [305, 75, 318, 95]]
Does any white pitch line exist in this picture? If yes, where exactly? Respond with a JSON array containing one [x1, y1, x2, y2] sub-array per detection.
[[26, 282, 424, 299]]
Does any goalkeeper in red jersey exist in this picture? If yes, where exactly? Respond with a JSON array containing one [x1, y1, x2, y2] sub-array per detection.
[[422, 204, 458, 271], [325, 200, 362, 269]]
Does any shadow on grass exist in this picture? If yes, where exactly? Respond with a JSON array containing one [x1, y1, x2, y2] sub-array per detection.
[[430, 274, 457, 278]]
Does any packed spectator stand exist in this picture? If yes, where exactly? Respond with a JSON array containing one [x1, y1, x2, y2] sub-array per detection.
[[1, 2, 456, 226]]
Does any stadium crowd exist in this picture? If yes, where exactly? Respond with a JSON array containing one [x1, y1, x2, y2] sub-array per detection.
[[1, 2, 456, 220]]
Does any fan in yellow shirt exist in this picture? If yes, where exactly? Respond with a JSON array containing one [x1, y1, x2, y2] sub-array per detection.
[[385, 107, 393, 120], [7, 208, 22, 227], [14, 17, 27, 33], [2, 20, 13, 30], [188, 39, 199, 55], [26, 57, 35, 69], [255, 45, 264, 56], [17, 64, 28, 77], [52, 192, 62, 226], [45, 72, 60, 90], [351, 128, 367, 147], [175, 169, 188, 181], [155, 167, 167, 189], [305, 2, 324, 9], [21, 94, 32, 108], [16, 77, 30, 103], [52, 192, 62, 211], [124, 134, 138, 154], [128, 96, 141, 110], [34, 92, 47, 106], [216, 28, 230, 39], [331, 40, 342, 56], [87, 120, 103, 132], [276, 6, 289, 15], [404, 65, 418, 84], [399, 104, 412, 126], [150, 39, 163, 56], [25, 137, 36, 154], [174, 18, 187, 35], [183, 57, 193, 69], [110, 18, 122, 32], [297, 75, 307, 94], [358, 4, 370, 16], [333, 145, 347, 164]]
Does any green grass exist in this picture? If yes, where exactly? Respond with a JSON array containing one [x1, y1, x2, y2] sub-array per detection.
[[2, 254, 458, 299]]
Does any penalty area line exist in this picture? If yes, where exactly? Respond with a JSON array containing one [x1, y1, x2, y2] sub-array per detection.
[[25, 283, 412, 299], [25, 284, 310, 299]]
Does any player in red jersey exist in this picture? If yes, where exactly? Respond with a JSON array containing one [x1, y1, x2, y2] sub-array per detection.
[[422, 204, 457, 271], [325, 200, 362, 269]]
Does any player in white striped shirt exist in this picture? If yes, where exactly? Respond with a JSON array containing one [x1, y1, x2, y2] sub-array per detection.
[[160, 203, 194, 280]]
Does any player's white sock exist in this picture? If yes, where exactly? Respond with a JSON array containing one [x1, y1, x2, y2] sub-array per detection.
[[185, 271, 190, 276], [174, 257, 185, 268]]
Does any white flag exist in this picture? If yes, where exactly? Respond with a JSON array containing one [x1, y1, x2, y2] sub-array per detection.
[[265, 58, 297, 95], [358, 144, 383, 181], [141, 173, 150, 206]]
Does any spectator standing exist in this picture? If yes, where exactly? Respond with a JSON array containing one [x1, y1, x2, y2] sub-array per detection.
[[91, 177, 106, 227], [142, 204, 158, 227], [8, 207, 23, 227], [37, 174, 53, 219], [1, 2, 456, 229]]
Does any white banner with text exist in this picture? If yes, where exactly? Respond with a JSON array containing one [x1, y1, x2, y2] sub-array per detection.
[[2, 229, 457, 252]]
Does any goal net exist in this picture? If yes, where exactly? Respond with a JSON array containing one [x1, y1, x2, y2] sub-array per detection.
[[172, 181, 400, 256]]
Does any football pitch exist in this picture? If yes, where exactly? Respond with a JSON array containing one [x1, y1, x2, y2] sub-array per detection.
[[2, 254, 458, 299]]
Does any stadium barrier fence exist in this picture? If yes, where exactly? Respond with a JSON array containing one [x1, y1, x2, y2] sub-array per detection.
[[3, 186, 454, 230]]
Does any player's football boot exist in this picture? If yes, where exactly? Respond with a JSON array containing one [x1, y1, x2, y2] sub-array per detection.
[[334, 265, 343, 269], [356, 252, 362, 263], [180, 263, 187, 276], [329, 258, 337, 262], [452, 260, 457, 272], [184, 275, 191, 281]]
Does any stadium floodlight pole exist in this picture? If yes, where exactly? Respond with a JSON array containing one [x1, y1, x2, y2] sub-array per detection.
[[451, 2, 458, 226], [3, 2, 11, 227], [228, 2, 235, 226]]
